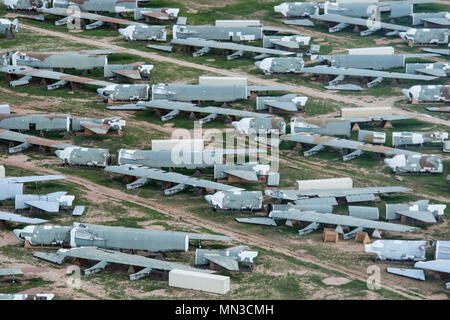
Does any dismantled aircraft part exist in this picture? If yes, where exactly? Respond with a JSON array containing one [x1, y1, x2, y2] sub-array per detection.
[[205, 191, 263, 211], [348, 206, 379, 220], [324, 84, 364, 91], [281, 132, 422, 161], [34, 247, 215, 276], [0, 211, 48, 225], [105, 164, 243, 193], [14, 222, 231, 251], [414, 260, 450, 274], [232, 117, 286, 136], [298, 222, 320, 235], [235, 217, 278, 227], [291, 118, 351, 137], [386, 268, 426, 281], [435, 241, 450, 260], [98, 84, 150, 101], [195, 245, 258, 271], [171, 38, 295, 58], [55, 147, 111, 167], [365, 240, 426, 261], [384, 154, 443, 174], [118, 25, 166, 42], [402, 85, 450, 103], [399, 28, 449, 45], [270, 209, 418, 233]]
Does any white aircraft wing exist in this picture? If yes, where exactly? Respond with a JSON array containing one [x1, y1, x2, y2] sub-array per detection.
[[301, 65, 437, 81], [1, 175, 66, 184], [34, 247, 215, 274], [105, 165, 244, 192], [263, 101, 299, 112], [38, 8, 143, 26], [108, 100, 271, 118], [223, 169, 258, 181], [204, 254, 239, 271], [171, 38, 295, 56], [414, 260, 450, 274], [270, 210, 418, 232], [79, 122, 111, 135], [281, 133, 422, 157], [0, 211, 48, 224], [0, 268, 24, 276], [0, 129, 75, 150], [25, 201, 60, 213], [310, 14, 410, 31], [0, 65, 115, 87]]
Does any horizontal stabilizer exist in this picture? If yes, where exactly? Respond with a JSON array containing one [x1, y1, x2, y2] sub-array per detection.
[[80, 123, 110, 135], [386, 268, 425, 281], [324, 84, 364, 91], [235, 217, 277, 226], [0, 211, 48, 224], [395, 210, 437, 223], [33, 251, 65, 265], [283, 19, 314, 27], [265, 101, 299, 112], [25, 201, 59, 213], [223, 169, 258, 181], [205, 254, 239, 271]]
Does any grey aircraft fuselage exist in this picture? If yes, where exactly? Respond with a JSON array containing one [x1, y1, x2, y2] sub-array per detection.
[[0, 113, 70, 131], [172, 25, 265, 41], [255, 57, 304, 75], [118, 25, 167, 42], [98, 84, 150, 101], [411, 12, 450, 26], [53, 0, 137, 13], [323, 54, 405, 70], [291, 118, 351, 137], [151, 83, 248, 102], [14, 223, 230, 252], [11, 52, 107, 70], [117, 149, 225, 169], [274, 2, 319, 18]]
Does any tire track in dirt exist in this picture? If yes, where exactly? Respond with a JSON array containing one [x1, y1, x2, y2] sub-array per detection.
[[1, 155, 427, 300]]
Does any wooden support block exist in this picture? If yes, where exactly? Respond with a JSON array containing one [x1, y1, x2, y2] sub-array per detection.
[[73, 258, 81, 267], [127, 266, 135, 274], [189, 112, 197, 120], [355, 231, 370, 244], [382, 120, 392, 129], [323, 228, 338, 243], [351, 122, 360, 131]]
